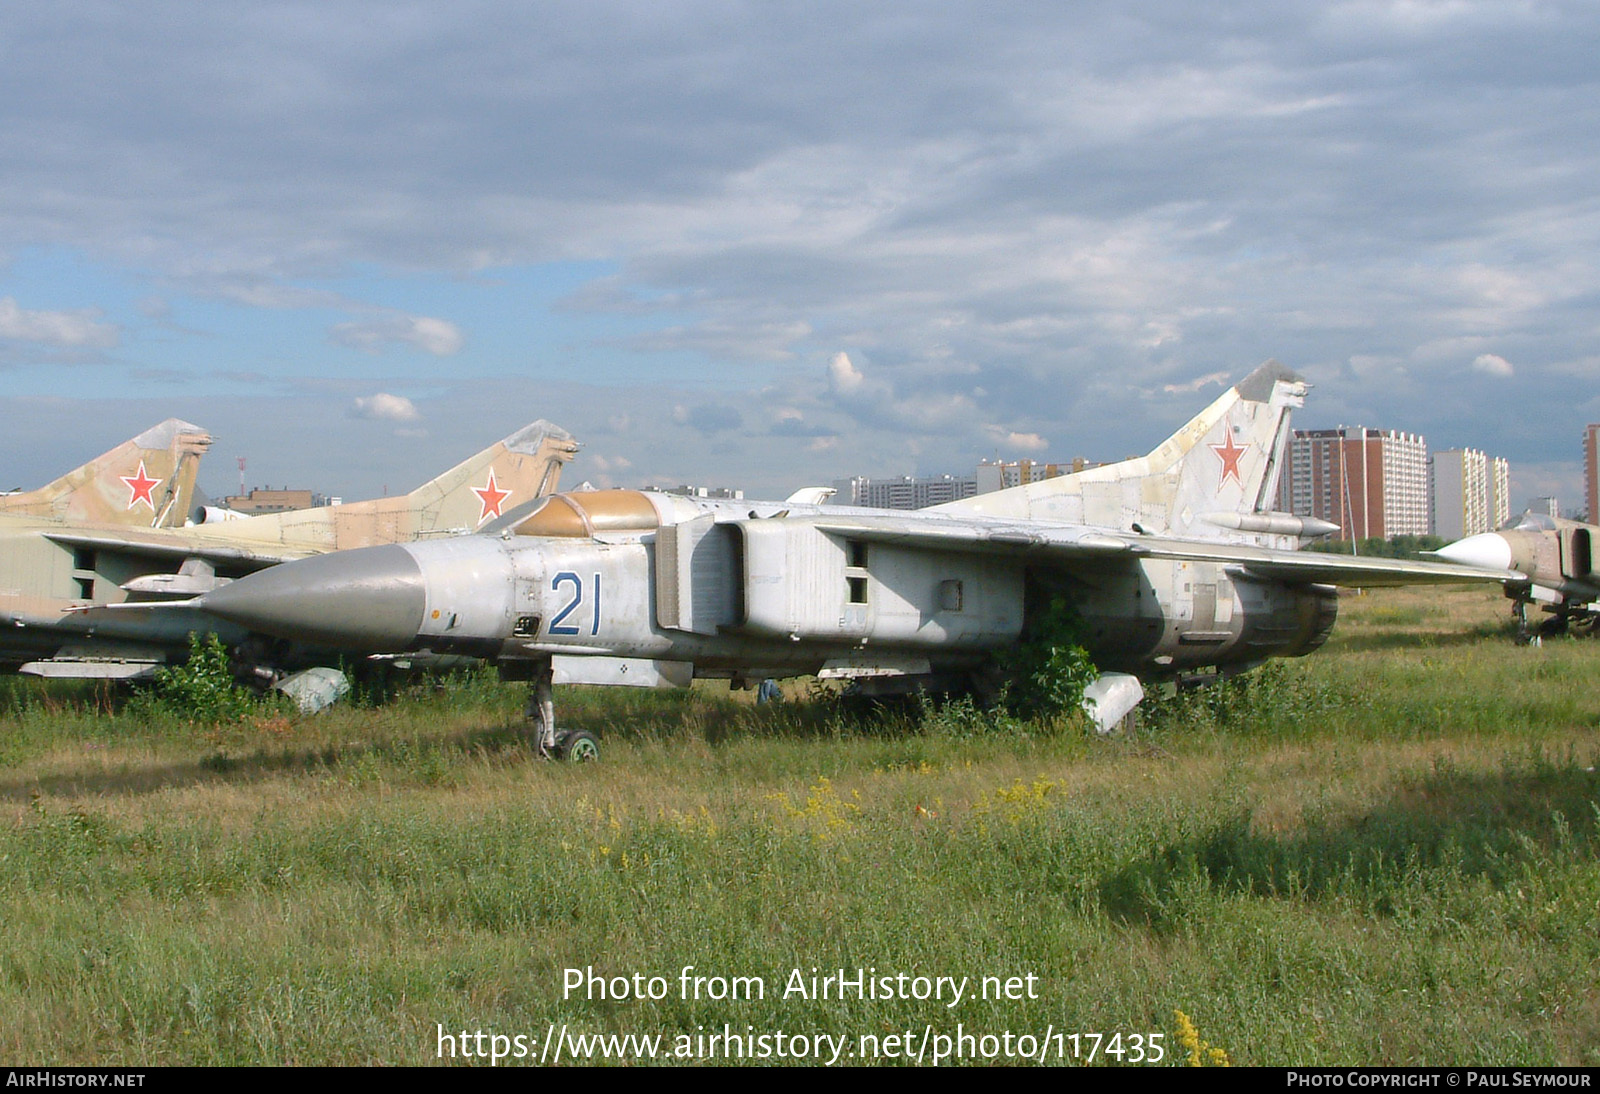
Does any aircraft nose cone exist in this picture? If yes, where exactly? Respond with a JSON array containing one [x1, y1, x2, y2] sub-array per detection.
[[1435, 532, 1513, 571], [200, 544, 426, 650]]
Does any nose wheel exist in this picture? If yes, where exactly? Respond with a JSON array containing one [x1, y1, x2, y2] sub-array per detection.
[[515, 658, 602, 762], [554, 730, 601, 762]]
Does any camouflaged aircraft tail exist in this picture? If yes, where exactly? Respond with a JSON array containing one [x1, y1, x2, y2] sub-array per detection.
[[196, 420, 582, 552], [0, 420, 212, 529], [405, 420, 581, 536]]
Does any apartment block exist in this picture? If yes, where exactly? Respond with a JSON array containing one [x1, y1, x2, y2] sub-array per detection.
[[974, 458, 1098, 493], [1585, 424, 1598, 522], [830, 474, 978, 510], [1431, 449, 1510, 539], [1488, 456, 1511, 530], [1285, 427, 1431, 541]]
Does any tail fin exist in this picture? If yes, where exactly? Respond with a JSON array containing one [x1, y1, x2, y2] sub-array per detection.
[[408, 419, 580, 535], [0, 419, 212, 529], [934, 361, 1307, 538], [211, 420, 580, 551]]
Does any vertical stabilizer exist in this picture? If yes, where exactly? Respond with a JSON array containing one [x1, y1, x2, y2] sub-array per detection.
[[933, 361, 1307, 539], [409, 420, 581, 536], [208, 420, 580, 551], [0, 420, 212, 529]]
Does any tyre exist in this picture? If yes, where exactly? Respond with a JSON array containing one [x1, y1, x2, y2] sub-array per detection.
[[558, 730, 600, 763]]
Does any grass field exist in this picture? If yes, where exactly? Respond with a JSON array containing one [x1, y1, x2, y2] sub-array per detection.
[[1, 584, 1596, 1066]]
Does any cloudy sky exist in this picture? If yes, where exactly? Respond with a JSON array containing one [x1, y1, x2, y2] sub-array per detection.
[[2, 2, 1597, 512]]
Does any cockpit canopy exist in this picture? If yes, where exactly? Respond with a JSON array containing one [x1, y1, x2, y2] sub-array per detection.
[[1505, 510, 1557, 533], [514, 489, 662, 537]]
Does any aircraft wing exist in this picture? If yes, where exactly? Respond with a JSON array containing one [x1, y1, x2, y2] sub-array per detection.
[[810, 516, 1135, 556], [810, 517, 1522, 587], [42, 529, 314, 568], [1141, 543, 1523, 586]]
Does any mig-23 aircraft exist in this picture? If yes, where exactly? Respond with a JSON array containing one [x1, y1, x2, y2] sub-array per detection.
[[0, 420, 578, 686], [0, 418, 213, 529], [1437, 512, 1597, 638], [176, 361, 1521, 758]]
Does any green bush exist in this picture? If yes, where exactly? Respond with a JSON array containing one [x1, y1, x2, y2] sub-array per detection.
[[997, 595, 1098, 721], [147, 633, 257, 726]]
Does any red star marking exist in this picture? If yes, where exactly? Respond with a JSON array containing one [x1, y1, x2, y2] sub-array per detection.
[[121, 461, 161, 510], [1209, 433, 1248, 489], [473, 470, 510, 524]]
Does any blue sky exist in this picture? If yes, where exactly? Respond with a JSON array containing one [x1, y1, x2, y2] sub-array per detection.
[[3, 2, 1597, 512]]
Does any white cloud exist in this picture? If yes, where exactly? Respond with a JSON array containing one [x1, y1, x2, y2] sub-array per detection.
[[0, 297, 118, 348], [584, 452, 634, 487], [1472, 353, 1514, 377], [1162, 370, 1231, 395], [408, 317, 465, 356], [983, 425, 1050, 452], [349, 393, 422, 422], [330, 314, 464, 356], [827, 351, 866, 396], [589, 454, 632, 473], [199, 278, 347, 311]]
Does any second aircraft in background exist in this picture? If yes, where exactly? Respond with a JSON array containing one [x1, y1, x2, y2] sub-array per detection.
[[1438, 512, 1597, 639], [0, 420, 579, 689]]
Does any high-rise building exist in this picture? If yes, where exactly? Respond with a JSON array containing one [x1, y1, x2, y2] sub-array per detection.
[[1585, 424, 1598, 522], [831, 474, 978, 510], [1284, 427, 1430, 541], [1432, 449, 1488, 541], [1488, 456, 1511, 530], [1431, 449, 1512, 539], [974, 458, 1090, 493]]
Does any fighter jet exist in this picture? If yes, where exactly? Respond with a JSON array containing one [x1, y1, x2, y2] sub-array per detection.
[[0, 420, 578, 683], [178, 362, 1519, 757], [1436, 512, 1597, 638], [0, 419, 213, 529]]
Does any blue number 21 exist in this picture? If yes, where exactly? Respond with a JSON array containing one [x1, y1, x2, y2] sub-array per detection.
[[549, 571, 602, 635]]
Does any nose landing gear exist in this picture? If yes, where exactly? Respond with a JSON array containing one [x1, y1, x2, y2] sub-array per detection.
[[503, 656, 603, 762]]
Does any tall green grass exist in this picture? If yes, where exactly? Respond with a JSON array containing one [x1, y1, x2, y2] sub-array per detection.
[[1, 585, 1596, 1065]]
